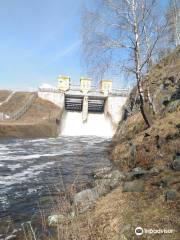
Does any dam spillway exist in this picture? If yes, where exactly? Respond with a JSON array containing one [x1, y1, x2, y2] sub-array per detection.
[[38, 76, 129, 137], [62, 93, 113, 136], [60, 111, 114, 137], [65, 94, 106, 113]]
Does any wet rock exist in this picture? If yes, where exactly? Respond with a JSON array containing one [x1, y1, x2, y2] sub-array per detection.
[[122, 180, 145, 192], [165, 190, 177, 201], [74, 188, 99, 213], [172, 155, 180, 171]]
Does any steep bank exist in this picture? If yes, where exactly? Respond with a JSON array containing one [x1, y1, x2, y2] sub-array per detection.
[[47, 48, 180, 240], [111, 47, 180, 170], [0, 97, 62, 138]]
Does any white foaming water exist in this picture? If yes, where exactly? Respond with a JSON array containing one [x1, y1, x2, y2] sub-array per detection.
[[0, 161, 55, 187], [60, 111, 114, 137]]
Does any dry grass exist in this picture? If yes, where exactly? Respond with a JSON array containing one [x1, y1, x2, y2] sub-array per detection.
[[0, 97, 62, 138], [57, 185, 179, 240], [0, 92, 33, 114], [0, 90, 12, 102], [111, 110, 180, 170], [19, 98, 61, 123]]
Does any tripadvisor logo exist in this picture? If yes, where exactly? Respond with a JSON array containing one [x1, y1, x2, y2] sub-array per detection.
[[135, 227, 144, 236], [135, 226, 174, 236]]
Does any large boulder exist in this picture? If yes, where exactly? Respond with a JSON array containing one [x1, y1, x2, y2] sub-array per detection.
[[73, 188, 100, 213]]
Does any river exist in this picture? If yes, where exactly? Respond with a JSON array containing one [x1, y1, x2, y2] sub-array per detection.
[[0, 136, 112, 233]]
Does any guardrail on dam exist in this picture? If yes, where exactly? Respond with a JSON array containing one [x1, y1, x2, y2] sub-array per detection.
[[39, 86, 129, 113], [38, 88, 129, 126], [38, 77, 129, 126]]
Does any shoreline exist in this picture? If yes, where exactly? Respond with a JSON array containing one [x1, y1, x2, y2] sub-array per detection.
[[0, 120, 60, 139]]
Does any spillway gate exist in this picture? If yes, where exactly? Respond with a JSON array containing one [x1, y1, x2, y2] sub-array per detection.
[[65, 94, 106, 113]]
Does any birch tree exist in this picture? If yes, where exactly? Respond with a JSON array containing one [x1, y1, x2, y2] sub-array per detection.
[[166, 0, 180, 47], [82, 0, 167, 127]]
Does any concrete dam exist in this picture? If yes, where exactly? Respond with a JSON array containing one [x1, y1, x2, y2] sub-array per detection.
[[38, 76, 129, 137]]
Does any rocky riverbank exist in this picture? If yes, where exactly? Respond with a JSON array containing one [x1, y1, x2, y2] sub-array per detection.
[[45, 161, 179, 239], [43, 47, 180, 240]]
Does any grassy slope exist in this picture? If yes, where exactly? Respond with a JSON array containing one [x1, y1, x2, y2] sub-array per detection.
[[0, 92, 33, 114], [0, 96, 62, 138], [0, 90, 12, 103]]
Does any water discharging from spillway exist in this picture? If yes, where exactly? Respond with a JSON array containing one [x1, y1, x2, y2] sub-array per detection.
[[60, 111, 114, 137]]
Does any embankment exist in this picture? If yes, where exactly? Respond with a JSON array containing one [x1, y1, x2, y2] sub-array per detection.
[[0, 96, 62, 138], [47, 47, 180, 240]]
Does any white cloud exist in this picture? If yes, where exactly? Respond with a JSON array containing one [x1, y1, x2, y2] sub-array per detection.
[[60, 40, 81, 57], [42, 40, 81, 68]]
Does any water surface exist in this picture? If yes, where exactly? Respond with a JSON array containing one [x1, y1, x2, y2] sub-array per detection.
[[0, 136, 112, 229]]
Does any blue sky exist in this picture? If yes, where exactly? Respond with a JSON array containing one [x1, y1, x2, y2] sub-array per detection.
[[0, 0, 169, 90], [0, 0, 85, 90]]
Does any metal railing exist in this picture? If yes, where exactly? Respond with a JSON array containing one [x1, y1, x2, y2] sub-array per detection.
[[0, 93, 38, 121], [111, 88, 129, 96], [0, 112, 7, 121], [38, 86, 130, 96], [0, 91, 15, 106], [38, 88, 59, 93]]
